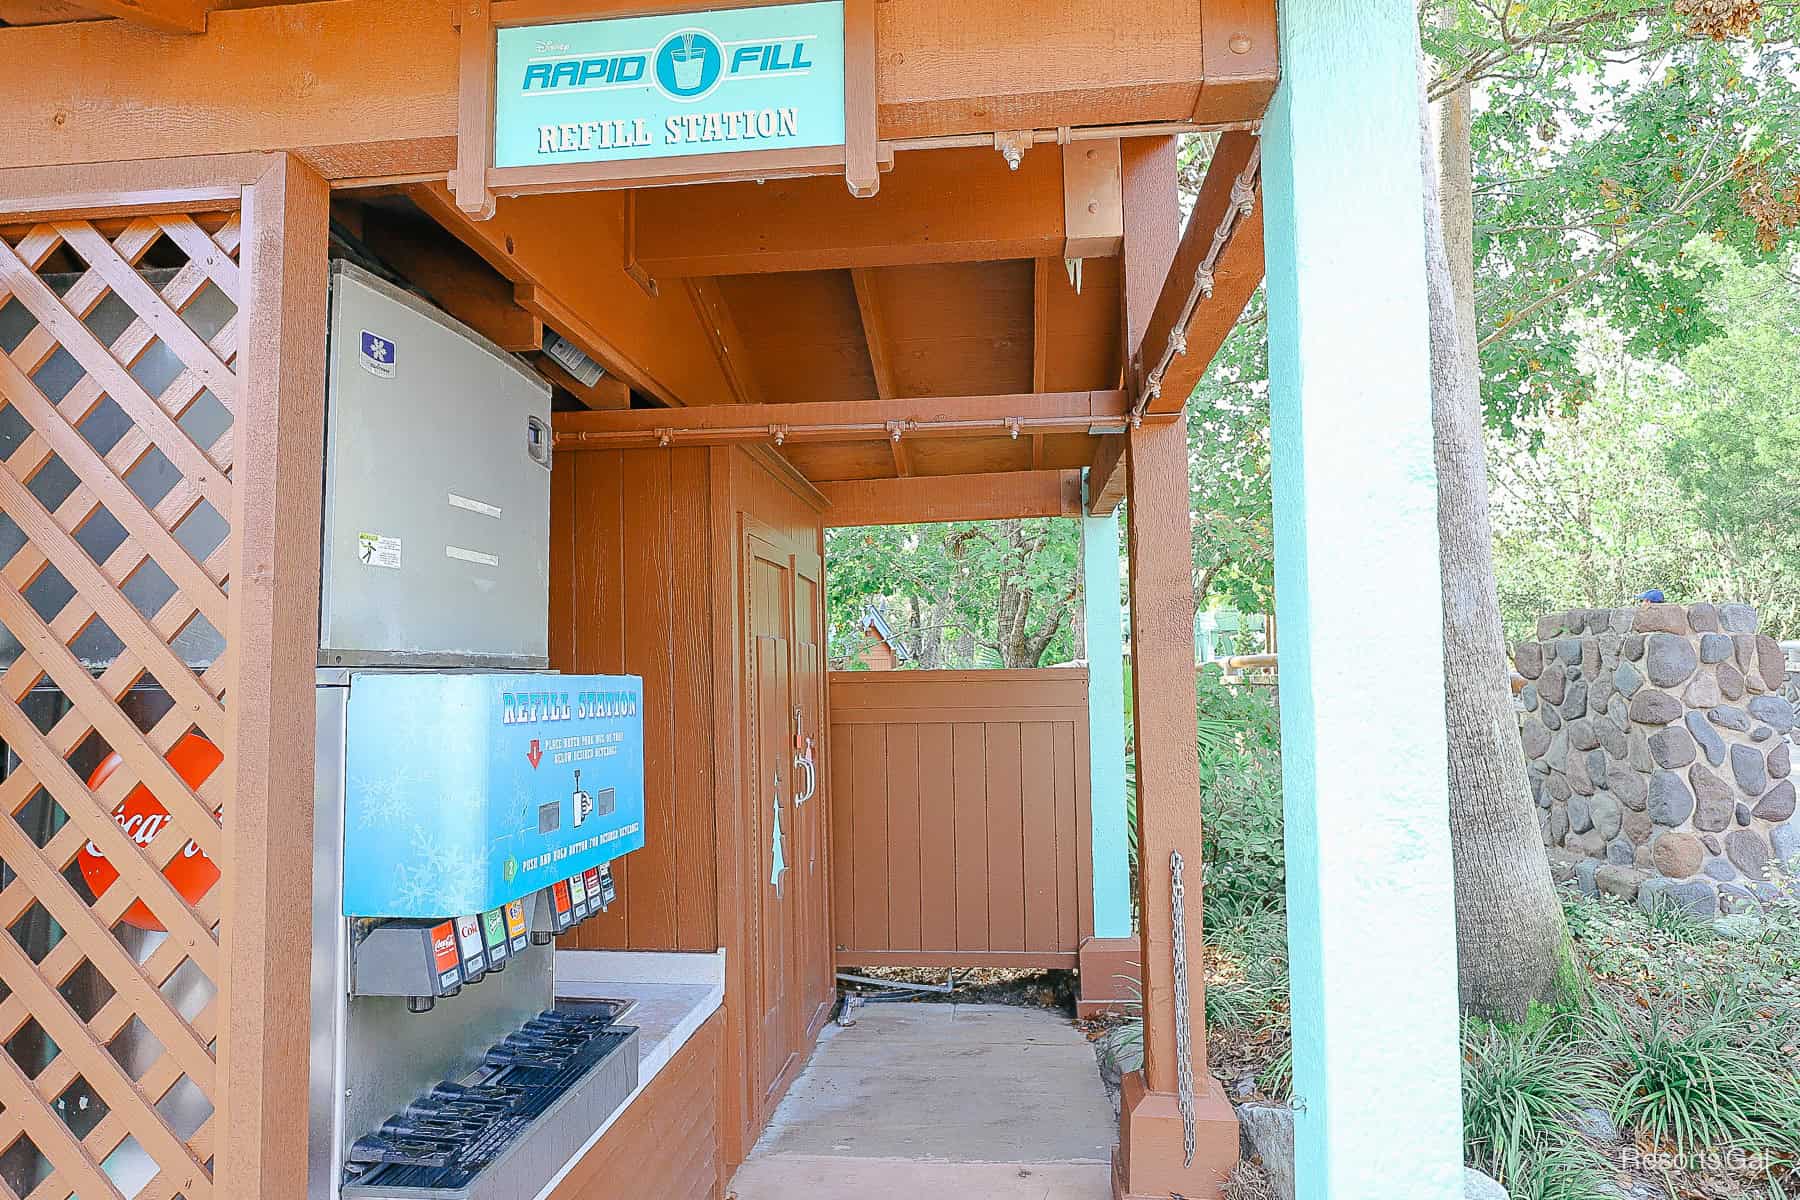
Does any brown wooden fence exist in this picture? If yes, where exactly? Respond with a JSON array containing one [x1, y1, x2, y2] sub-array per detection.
[[827, 669, 1092, 968]]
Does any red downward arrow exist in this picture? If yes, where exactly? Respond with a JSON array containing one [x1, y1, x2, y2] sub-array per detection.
[[527, 740, 544, 769]]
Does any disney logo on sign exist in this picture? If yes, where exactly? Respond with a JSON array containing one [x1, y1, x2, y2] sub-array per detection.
[[535, 38, 570, 53]]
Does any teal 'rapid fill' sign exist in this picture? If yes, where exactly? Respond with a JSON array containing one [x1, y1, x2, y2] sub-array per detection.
[[494, 1, 846, 170]]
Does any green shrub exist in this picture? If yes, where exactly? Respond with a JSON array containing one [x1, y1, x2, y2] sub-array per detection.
[[1596, 990, 1800, 1159], [1461, 1015, 1610, 1193]]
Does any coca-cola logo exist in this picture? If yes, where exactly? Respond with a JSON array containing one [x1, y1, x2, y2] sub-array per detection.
[[75, 733, 222, 932]]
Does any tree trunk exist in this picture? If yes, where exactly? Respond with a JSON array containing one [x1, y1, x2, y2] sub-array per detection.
[[1427, 84, 1577, 1020]]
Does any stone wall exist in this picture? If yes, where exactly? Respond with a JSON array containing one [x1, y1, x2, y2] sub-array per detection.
[[1515, 603, 1797, 917]]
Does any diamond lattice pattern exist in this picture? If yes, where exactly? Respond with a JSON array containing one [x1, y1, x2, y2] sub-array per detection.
[[0, 211, 241, 1200]]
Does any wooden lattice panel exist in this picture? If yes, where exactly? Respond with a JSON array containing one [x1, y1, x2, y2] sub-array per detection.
[[0, 211, 241, 1200]]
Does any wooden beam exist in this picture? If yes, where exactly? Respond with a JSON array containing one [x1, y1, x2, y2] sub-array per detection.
[[409, 182, 736, 407], [820, 469, 1083, 525], [357, 206, 539, 351], [0, 0, 1274, 177], [849, 268, 895, 400], [1087, 136, 1179, 514], [684, 277, 762, 405], [1062, 138, 1124, 258], [78, 0, 212, 33], [554, 389, 1128, 445], [1087, 435, 1127, 515], [534, 355, 630, 409], [1136, 130, 1263, 415], [1031, 258, 1051, 392], [633, 148, 1069, 278]]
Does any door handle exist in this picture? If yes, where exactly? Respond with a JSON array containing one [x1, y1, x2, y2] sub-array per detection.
[[793, 735, 817, 805]]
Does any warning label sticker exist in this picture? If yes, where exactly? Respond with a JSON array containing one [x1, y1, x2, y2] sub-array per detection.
[[357, 532, 402, 569]]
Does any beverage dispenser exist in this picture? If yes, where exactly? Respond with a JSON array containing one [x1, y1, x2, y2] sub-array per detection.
[[307, 263, 645, 1200]]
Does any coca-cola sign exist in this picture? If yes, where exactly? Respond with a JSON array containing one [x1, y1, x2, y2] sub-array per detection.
[[75, 733, 223, 932]]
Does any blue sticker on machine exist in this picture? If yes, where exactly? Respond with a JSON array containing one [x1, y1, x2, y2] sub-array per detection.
[[359, 330, 397, 378], [340, 672, 646, 917]]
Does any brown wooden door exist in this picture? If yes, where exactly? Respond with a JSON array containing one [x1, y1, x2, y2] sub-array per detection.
[[790, 552, 833, 1028], [746, 530, 799, 1113]]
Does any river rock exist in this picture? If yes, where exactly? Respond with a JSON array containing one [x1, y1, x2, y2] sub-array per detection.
[[1699, 632, 1732, 663], [1748, 694, 1794, 734], [1567, 717, 1599, 752], [1607, 763, 1646, 810], [1628, 730, 1653, 772], [1645, 633, 1698, 688], [1567, 794, 1593, 834], [1687, 603, 1720, 633], [1521, 720, 1551, 759], [1635, 604, 1689, 635], [1553, 637, 1580, 665], [1623, 633, 1644, 661], [1718, 662, 1746, 700], [1548, 772, 1571, 802], [1568, 829, 1607, 857], [1596, 864, 1646, 900], [1648, 770, 1695, 826], [1757, 636, 1786, 690], [1639, 874, 1718, 918], [1731, 742, 1767, 796], [1542, 702, 1562, 731], [1575, 858, 1601, 896], [1754, 779, 1796, 822], [1539, 613, 1568, 641], [1772, 823, 1798, 866], [1606, 836, 1635, 865], [1588, 792, 1622, 840], [1515, 642, 1544, 679], [1539, 661, 1567, 705], [1770, 742, 1790, 779], [1623, 807, 1652, 845], [1726, 829, 1770, 879], [1651, 830, 1704, 877], [1719, 603, 1758, 634], [1684, 672, 1721, 709], [1562, 680, 1590, 719], [1703, 833, 1723, 855], [1629, 690, 1681, 725], [1734, 634, 1757, 672], [1709, 705, 1751, 733], [1649, 727, 1694, 769], [1686, 711, 1726, 765], [1586, 749, 1608, 787], [1613, 662, 1643, 698], [1690, 764, 1733, 832], [1737, 802, 1753, 826], [1597, 719, 1628, 759], [1703, 856, 1739, 881]]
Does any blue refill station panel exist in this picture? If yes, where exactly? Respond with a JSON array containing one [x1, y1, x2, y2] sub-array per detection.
[[340, 672, 646, 918]]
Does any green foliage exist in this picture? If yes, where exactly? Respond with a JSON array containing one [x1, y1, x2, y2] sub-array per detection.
[[1423, 0, 1800, 431], [1489, 242, 1800, 640], [824, 519, 1081, 669], [1460, 1015, 1612, 1195], [1187, 298, 1274, 614], [1596, 990, 1800, 1159]]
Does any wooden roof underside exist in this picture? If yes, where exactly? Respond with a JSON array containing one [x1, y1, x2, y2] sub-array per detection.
[[0, 0, 1274, 514]]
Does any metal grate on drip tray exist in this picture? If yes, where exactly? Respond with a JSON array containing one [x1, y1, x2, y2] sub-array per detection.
[[343, 1001, 639, 1199]]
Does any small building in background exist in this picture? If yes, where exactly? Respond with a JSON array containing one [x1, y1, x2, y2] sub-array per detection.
[[853, 607, 913, 671]]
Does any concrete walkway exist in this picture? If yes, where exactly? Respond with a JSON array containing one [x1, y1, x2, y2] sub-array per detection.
[[729, 1002, 1115, 1200]]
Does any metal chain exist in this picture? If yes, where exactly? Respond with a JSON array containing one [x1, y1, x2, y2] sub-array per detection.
[[1170, 849, 1196, 1166]]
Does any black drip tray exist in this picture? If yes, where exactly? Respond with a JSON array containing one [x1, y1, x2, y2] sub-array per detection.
[[343, 1000, 639, 1200]]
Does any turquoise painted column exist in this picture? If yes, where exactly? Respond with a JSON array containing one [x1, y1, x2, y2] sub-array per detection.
[[1262, 1, 1465, 1198], [1082, 473, 1131, 940]]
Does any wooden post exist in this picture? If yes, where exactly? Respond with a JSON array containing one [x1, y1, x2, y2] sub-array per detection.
[[217, 152, 330, 1200], [1112, 130, 1235, 1200], [1114, 416, 1239, 1199], [1262, 0, 1464, 1194]]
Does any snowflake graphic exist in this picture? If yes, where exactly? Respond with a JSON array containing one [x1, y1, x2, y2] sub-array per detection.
[[390, 823, 484, 911], [350, 764, 426, 829]]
